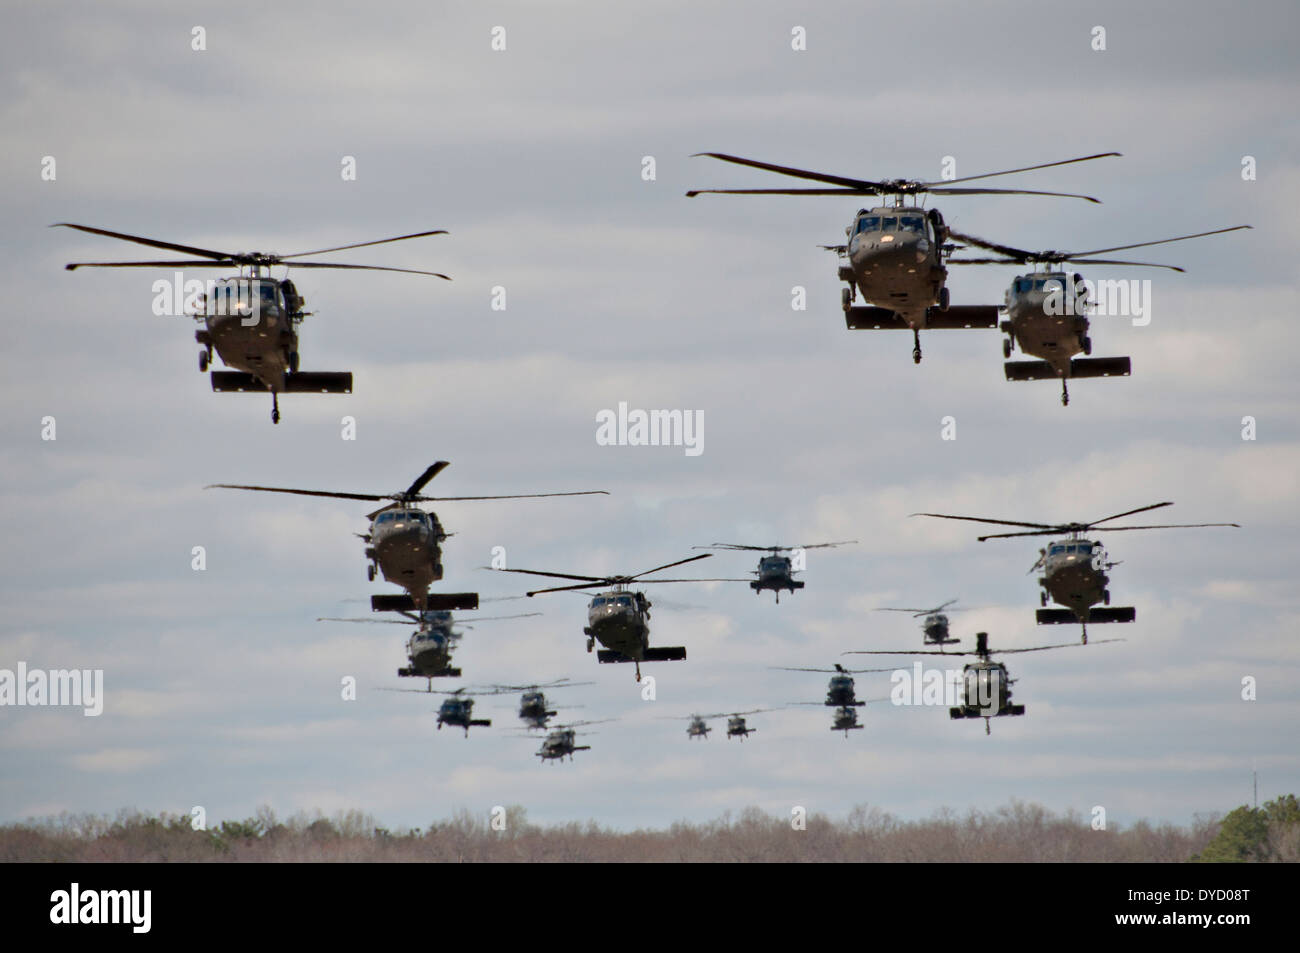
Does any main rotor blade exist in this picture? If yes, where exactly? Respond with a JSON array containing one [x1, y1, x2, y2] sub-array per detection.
[[525, 582, 604, 597], [205, 483, 386, 502], [53, 223, 233, 260], [928, 187, 1101, 202], [465, 613, 544, 623], [1056, 258, 1186, 272], [690, 153, 885, 191], [944, 229, 1034, 261], [993, 638, 1125, 654], [495, 568, 607, 583], [636, 577, 749, 584], [793, 540, 859, 550], [912, 512, 1059, 531], [405, 462, 450, 497], [1068, 225, 1251, 258], [686, 188, 875, 197], [845, 649, 977, 656], [316, 617, 411, 625], [696, 543, 772, 551], [64, 259, 241, 271], [1084, 522, 1240, 532], [280, 229, 449, 259], [633, 553, 712, 579], [415, 490, 608, 502], [280, 261, 450, 279], [920, 152, 1121, 187], [1088, 502, 1174, 526]]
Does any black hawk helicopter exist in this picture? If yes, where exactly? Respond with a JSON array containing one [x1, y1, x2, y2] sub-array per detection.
[[829, 706, 866, 737], [687, 151, 1120, 363], [209, 462, 607, 612], [845, 631, 1120, 734], [316, 609, 542, 689], [693, 540, 858, 603], [659, 708, 779, 741], [945, 224, 1251, 404], [485, 678, 596, 730], [913, 503, 1239, 641], [404, 686, 512, 737], [531, 720, 612, 763], [55, 223, 449, 423], [875, 598, 965, 647], [774, 663, 894, 708], [493, 553, 743, 680]]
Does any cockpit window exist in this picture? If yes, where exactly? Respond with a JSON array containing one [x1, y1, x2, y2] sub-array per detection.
[[900, 216, 924, 233], [881, 216, 898, 231], [617, 596, 632, 607], [854, 216, 880, 235], [591, 597, 606, 607], [1050, 544, 1066, 555]]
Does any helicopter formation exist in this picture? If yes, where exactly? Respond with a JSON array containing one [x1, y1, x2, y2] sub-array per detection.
[[48, 145, 1252, 767]]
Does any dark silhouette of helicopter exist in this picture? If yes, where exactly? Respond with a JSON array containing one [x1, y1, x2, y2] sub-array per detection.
[[913, 502, 1239, 642], [532, 720, 612, 762], [494, 554, 743, 680], [829, 706, 865, 737], [946, 224, 1251, 404], [317, 609, 542, 689], [776, 663, 894, 707], [659, 709, 779, 741], [694, 541, 857, 603], [687, 151, 1120, 363], [209, 462, 606, 612], [845, 631, 1121, 734], [876, 599, 965, 647], [55, 223, 449, 423], [485, 678, 596, 730], [423, 687, 500, 736]]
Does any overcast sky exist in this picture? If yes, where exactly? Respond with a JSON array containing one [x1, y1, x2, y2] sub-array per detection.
[[1, 0, 1297, 833]]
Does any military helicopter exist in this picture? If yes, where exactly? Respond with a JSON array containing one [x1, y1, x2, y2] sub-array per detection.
[[945, 224, 1251, 404], [55, 222, 450, 423], [316, 609, 542, 689], [829, 706, 865, 737], [876, 599, 964, 647], [693, 540, 858, 603], [913, 503, 1239, 641], [845, 631, 1120, 734], [774, 663, 894, 708], [493, 554, 743, 680], [687, 151, 1121, 363], [208, 462, 607, 612], [422, 687, 501, 736], [659, 709, 779, 741], [486, 678, 596, 730], [532, 720, 612, 763]]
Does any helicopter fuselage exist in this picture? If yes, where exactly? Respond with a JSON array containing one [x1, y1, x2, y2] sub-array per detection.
[[686, 718, 711, 738], [197, 279, 296, 383], [832, 706, 864, 735], [726, 716, 753, 739], [844, 207, 947, 325], [584, 589, 651, 659], [1001, 271, 1090, 374], [752, 554, 803, 601], [437, 697, 489, 736], [922, 612, 959, 645], [366, 507, 447, 606], [519, 691, 558, 728], [1038, 536, 1110, 619], [405, 623, 456, 677], [538, 728, 589, 761], [825, 673, 864, 708]]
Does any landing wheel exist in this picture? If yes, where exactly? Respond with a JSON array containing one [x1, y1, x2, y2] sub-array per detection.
[[912, 330, 922, 364], [912, 348, 922, 364], [1103, 589, 1110, 605], [586, 637, 594, 653], [198, 350, 209, 372], [271, 394, 281, 425], [1002, 337, 1012, 359], [1081, 336, 1092, 356], [938, 286, 949, 311], [367, 565, 376, 582], [841, 287, 852, 312], [1040, 591, 1047, 607], [288, 351, 300, 373]]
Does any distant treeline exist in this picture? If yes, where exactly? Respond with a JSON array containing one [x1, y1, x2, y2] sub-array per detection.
[[3, 797, 1296, 862]]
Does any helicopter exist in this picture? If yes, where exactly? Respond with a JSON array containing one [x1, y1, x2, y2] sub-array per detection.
[[493, 554, 744, 680], [845, 631, 1120, 734], [420, 687, 502, 736], [774, 663, 894, 708], [693, 540, 858, 603], [659, 709, 779, 741], [876, 599, 964, 647], [913, 502, 1239, 642], [208, 462, 607, 612], [829, 706, 866, 737], [55, 222, 450, 423], [945, 224, 1252, 404], [316, 609, 542, 689], [485, 678, 596, 730], [686, 151, 1121, 363], [532, 720, 612, 763]]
